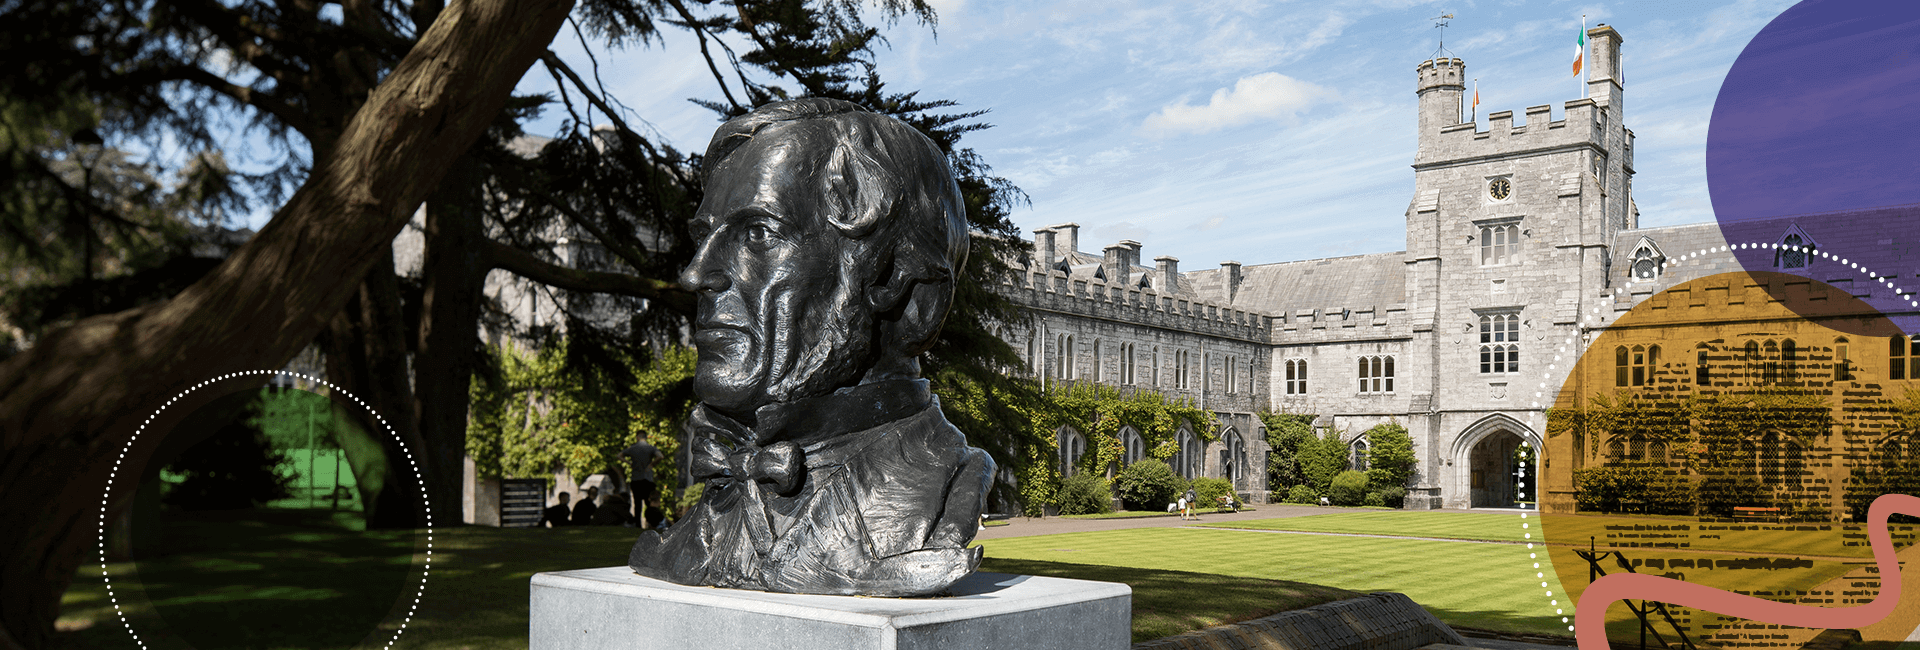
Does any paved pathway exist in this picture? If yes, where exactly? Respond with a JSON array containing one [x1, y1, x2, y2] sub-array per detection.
[[976, 505, 1533, 540]]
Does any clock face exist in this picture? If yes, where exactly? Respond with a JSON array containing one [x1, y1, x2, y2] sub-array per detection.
[[1488, 177, 1512, 201]]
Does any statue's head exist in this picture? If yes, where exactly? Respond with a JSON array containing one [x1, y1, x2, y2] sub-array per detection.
[[679, 98, 968, 422]]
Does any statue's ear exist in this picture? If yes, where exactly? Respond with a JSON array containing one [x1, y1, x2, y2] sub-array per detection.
[[869, 264, 952, 358]]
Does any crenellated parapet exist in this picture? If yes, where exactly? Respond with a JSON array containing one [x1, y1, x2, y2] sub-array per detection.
[[1005, 269, 1271, 343], [1268, 302, 1414, 345], [1415, 99, 1605, 170]]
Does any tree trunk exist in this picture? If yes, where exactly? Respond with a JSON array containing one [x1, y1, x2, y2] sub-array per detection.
[[414, 154, 488, 524], [0, 0, 576, 646]]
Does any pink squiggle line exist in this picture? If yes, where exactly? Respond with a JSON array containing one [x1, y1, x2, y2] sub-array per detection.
[[1576, 493, 1920, 649]]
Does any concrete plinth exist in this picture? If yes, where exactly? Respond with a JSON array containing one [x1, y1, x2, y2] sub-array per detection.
[[530, 567, 1131, 650]]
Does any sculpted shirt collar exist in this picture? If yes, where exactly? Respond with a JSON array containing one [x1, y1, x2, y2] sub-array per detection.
[[694, 379, 934, 448]]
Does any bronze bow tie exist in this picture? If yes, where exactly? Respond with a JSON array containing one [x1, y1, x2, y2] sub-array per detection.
[[691, 437, 805, 496]]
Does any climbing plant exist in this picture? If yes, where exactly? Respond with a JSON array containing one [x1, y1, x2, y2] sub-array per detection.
[[938, 377, 1216, 515], [467, 341, 696, 487]]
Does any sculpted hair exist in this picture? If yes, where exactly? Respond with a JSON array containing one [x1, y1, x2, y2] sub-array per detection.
[[704, 98, 969, 357]]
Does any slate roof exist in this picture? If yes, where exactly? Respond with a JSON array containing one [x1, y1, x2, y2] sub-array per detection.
[[1185, 252, 1407, 315]]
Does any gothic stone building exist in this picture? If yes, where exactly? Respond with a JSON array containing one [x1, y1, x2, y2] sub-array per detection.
[[1005, 24, 1920, 511]]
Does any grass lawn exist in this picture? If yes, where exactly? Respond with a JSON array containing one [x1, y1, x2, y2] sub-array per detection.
[[978, 558, 1359, 643], [52, 510, 1357, 649], [1061, 510, 1179, 520], [976, 527, 1572, 637], [1538, 512, 1920, 647], [1194, 511, 1531, 542], [58, 509, 639, 650]]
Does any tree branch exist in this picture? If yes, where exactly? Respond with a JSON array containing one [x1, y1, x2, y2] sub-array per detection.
[[663, 0, 743, 113], [481, 238, 693, 316], [171, 65, 318, 138]]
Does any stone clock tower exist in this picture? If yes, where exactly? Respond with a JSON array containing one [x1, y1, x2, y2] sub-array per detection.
[[1402, 25, 1634, 506]]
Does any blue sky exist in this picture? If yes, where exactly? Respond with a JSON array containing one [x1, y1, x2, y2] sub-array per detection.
[[515, 1, 1800, 270]]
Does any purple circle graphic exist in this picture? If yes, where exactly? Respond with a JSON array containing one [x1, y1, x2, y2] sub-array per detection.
[[1707, 0, 1920, 335]]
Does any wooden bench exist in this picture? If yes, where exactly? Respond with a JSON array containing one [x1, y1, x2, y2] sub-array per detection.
[[1733, 506, 1783, 522]]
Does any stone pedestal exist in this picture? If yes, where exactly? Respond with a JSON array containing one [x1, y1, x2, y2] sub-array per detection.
[[530, 567, 1131, 650]]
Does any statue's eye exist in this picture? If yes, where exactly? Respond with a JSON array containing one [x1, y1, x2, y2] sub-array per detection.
[[743, 222, 779, 250]]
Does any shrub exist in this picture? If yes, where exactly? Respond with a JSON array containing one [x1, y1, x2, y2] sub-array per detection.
[[1696, 472, 1768, 518], [1298, 431, 1349, 492], [1260, 412, 1316, 490], [1363, 491, 1385, 507], [1114, 459, 1185, 511], [1190, 477, 1235, 509], [1363, 422, 1416, 491], [1056, 472, 1114, 515], [1284, 485, 1318, 504], [1329, 470, 1369, 507], [162, 417, 295, 511], [1846, 457, 1920, 523], [1574, 465, 1696, 515], [1375, 486, 1407, 508]]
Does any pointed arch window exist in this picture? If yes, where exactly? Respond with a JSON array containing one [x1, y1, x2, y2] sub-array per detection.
[[1121, 428, 1145, 465], [1696, 344, 1712, 386], [1480, 224, 1519, 266], [1175, 350, 1189, 389], [1093, 340, 1104, 382], [1773, 225, 1818, 269], [1762, 340, 1781, 384], [1630, 241, 1665, 281], [1836, 338, 1854, 381], [1120, 343, 1137, 385], [1284, 359, 1307, 395], [1172, 428, 1201, 479], [1058, 428, 1087, 479]]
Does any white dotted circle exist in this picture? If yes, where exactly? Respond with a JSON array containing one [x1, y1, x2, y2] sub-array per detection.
[[96, 371, 433, 649], [1527, 242, 1919, 633]]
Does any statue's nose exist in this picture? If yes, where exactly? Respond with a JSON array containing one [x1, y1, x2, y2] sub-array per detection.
[[679, 265, 730, 293]]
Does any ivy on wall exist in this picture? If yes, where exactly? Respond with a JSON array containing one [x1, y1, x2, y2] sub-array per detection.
[[466, 342, 695, 491], [939, 377, 1217, 515]]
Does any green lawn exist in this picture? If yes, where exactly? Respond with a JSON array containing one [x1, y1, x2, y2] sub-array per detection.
[[58, 508, 1579, 648], [1061, 510, 1179, 520], [1194, 511, 1531, 542], [978, 558, 1359, 643], [976, 527, 1572, 637]]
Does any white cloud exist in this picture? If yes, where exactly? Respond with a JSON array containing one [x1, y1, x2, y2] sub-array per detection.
[[1195, 215, 1227, 231], [1140, 72, 1333, 137]]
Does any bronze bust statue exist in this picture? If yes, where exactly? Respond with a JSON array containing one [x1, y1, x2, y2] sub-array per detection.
[[627, 98, 995, 597]]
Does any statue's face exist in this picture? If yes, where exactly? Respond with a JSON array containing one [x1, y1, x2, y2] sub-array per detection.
[[680, 131, 872, 418]]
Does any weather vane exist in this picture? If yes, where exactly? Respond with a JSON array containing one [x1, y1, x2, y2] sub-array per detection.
[[1431, 12, 1456, 60]]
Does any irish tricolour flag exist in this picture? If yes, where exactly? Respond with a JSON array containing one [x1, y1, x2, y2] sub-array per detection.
[[1572, 21, 1585, 76]]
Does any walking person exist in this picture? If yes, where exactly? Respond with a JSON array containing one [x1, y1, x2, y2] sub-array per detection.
[[1181, 487, 1198, 520]]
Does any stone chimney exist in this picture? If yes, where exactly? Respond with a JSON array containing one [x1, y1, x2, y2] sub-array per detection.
[[1050, 223, 1080, 261], [1103, 244, 1130, 286], [1155, 256, 1179, 293], [1033, 228, 1057, 269], [1221, 261, 1243, 303], [1120, 240, 1143, 270]]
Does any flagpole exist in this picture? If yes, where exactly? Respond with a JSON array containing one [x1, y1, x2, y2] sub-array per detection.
[[1579, 14, 1587, 100]]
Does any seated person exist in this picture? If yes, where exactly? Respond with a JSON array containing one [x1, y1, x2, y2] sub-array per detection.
[[592, 491, 632, 526], [569, 487, 599, 526], [542, 492, 572, 528]]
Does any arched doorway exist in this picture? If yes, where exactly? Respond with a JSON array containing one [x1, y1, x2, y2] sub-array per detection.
[[1468, 431, 1533, 508], [1453, 414, 1540, 509]]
